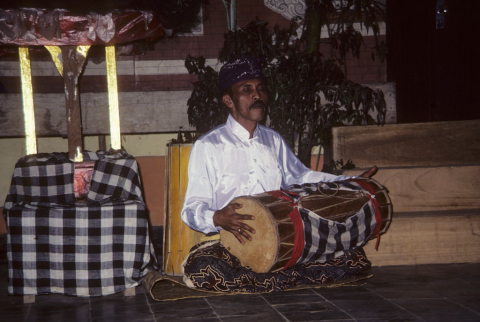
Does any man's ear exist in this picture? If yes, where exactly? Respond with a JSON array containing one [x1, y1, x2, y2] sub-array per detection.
[[222, 94, 234, 110]]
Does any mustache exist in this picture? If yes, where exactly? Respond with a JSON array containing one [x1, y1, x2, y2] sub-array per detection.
[[249, 100, 267, 110]]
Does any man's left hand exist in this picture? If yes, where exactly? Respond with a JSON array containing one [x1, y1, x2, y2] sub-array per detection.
[[359, 166, 378, 178]]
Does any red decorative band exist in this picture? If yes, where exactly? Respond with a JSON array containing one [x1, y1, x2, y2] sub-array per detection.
[[283, 207, 305, 270], [266, 190, 305, 270]]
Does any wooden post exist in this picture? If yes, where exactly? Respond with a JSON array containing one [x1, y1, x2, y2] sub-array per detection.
[[123, 288, 136, 297], [18, 46, 37, 155], [23, 295, 35, 303], [98, 135, 107, 151], [60, 46, 86, 160], [105, 46, 122, 151]]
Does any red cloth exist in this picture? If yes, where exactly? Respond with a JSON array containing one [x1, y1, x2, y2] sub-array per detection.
[[74, 162, 95, 199]]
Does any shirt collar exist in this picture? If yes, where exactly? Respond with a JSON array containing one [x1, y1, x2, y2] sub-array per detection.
[[226, 114, 260, 141]]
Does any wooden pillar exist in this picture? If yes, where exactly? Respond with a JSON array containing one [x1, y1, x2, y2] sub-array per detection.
[[105, 46, 121, 150], [46, 45, 90, 160], [60, 46, 90, 160], [18, 46, 37, 155]]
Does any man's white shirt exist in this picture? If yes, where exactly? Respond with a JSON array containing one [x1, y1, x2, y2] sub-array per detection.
[[181, 114, 349, 234]]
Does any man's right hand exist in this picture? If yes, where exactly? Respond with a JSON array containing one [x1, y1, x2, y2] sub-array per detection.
[[213, 203, 255, 245]]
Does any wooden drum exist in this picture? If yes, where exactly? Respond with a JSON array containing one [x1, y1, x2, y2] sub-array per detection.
[[220, 178, 392, 273]]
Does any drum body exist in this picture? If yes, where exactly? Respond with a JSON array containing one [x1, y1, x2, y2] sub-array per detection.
[[220, 178, 392, 273], [163, 143, 203, 276]]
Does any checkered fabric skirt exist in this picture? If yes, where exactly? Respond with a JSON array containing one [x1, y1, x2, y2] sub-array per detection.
[[284, 180, 379, 266], [3, 150, 157, 297]]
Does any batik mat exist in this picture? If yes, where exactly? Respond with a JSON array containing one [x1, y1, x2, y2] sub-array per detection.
[[144, 241, 372, 301], [143, 270, 372, 301]]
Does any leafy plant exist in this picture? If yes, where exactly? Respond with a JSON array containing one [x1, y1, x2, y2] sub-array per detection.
[[185, 56, 227, 134], [186, 1, 387, 168]]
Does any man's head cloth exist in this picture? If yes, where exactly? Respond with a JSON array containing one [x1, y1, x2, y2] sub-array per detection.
[[218, 55, 266, 93]]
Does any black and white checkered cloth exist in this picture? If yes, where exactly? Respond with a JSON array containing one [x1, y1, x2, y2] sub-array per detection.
[[3, 150, 157, 297], [283, 180, 378, 267]]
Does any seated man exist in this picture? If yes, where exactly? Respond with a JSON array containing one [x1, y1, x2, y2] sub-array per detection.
[[180, 55, 377, 293]]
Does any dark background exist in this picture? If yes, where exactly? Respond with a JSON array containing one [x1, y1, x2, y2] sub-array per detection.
[[387, 0, 480, 123]]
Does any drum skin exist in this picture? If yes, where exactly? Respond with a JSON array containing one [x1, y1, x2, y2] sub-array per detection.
[[219, 193, 296, 273], [220, 178, 392, 273]]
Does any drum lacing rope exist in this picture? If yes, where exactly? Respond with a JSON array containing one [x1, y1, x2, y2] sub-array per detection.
[[316, 182, 362, 200]]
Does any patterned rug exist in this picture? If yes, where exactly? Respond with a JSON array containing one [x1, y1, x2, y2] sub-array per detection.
[[144, 241, 372, 301]]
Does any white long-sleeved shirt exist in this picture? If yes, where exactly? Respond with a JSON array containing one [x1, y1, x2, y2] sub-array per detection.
[[181, 114, 350, 234]]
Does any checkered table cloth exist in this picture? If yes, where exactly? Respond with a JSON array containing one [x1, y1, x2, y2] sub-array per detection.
[[3, 150, 157, 297]]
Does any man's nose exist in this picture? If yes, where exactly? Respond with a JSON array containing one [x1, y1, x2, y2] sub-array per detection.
[[252, 88, 260, 100]]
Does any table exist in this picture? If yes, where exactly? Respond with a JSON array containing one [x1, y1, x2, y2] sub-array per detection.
[[3, 150, 157, 297]]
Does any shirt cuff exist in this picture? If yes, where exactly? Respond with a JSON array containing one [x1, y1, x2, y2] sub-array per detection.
[[204, 209, 220, 232], [333, 174, 353, 181]]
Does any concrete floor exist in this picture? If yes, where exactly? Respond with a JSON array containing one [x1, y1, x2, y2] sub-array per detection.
[[2, 261, 480, 322]]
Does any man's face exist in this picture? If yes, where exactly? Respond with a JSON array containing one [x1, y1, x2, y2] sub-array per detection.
[[223, 78, 269, 130]]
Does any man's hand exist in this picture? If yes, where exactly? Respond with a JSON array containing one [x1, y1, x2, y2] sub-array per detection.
[[359, 165, 378, 178], [213, 203, 255, 244]]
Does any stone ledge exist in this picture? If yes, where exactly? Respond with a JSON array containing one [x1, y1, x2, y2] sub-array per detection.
[[333, 119, 480, 168], [365, 208, 480, 266], [343, 165, 480, 212]]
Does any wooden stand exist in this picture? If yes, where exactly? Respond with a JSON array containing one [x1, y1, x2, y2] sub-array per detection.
[[60, 46, 89, 160], [23, 295, 35, 303], [123, 288, 136, 297]]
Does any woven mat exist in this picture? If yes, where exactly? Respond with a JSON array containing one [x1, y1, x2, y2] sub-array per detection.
[[143, 270, 372, 302]]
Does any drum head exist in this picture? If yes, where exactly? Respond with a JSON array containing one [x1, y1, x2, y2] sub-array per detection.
[[220, 196, 280, 273]]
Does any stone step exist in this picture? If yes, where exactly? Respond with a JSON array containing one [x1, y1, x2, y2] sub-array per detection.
[[342, 165, 480, 212], [332, 119, 480, 168], [364, 209, 480, 266]]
